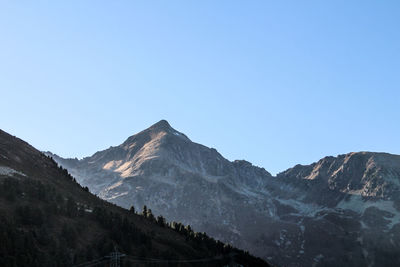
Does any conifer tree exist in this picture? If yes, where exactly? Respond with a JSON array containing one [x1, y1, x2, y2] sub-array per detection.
[[142, 205, 148, 217], [129, 205, 135, 214], [147, 209, 155, 221]]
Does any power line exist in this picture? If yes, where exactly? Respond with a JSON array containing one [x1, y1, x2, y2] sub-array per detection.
[[74, 249, 233, 266], [80, 259, 109, 267], [73, 256, 107, 267], [124, 254, 226, 263]]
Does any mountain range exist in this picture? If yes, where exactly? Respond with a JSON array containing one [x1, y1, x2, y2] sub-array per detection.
[[0, 128, 268, 266], [48, 120, 400, 267]]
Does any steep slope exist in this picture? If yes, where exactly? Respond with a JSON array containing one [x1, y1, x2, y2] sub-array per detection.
[[50, 120, 400, 267], [0, 128, 269, 267]]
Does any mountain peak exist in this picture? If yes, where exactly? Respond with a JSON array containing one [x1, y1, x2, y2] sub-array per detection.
[[147, 120, 190, 141], [122, 120, 190, 146], [149, 119, 172, 131]]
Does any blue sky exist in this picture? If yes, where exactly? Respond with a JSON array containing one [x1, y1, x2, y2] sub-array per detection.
[[1, 1, 399, 174]]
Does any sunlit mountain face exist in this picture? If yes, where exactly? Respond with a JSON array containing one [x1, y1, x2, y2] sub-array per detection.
[[50, 120, 400, 267]]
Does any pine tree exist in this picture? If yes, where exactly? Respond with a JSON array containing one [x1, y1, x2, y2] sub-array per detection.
[[147, 209, 155, 222], [129, 205, 135, 214], [156, 215, 166, 227], [142, 205, 148, 217]]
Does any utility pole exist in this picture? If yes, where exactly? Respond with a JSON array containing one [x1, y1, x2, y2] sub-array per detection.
[[106, 246, 126, 267]]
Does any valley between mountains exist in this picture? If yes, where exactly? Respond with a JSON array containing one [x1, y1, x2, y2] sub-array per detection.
[[49, 120, 400, 267]]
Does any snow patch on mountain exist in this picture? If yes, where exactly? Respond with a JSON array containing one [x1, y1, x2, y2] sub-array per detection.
[[337, 195, 400, 229], [0, 166, 26, 177]]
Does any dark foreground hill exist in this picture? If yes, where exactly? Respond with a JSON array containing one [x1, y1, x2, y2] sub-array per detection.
[[50, 120, 400, 267], [0, 129, 269, 267]]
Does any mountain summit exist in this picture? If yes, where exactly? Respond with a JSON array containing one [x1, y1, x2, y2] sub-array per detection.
[[50, 121, 400, 267], [122, 119, 191, 150], [148, 119, 174, 131]]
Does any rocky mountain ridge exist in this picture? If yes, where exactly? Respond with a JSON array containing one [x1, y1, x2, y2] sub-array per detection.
[[49, 120, 400, 267]]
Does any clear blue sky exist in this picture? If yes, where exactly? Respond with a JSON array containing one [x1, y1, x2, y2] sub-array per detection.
[[1, 1, 399, 174]]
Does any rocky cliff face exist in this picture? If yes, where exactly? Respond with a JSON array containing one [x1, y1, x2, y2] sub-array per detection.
[[49, 120, 400, 267]]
